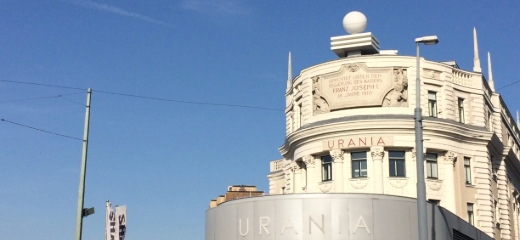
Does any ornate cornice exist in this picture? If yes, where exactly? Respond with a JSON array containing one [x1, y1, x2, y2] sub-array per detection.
[[279, 114, 492, 156]]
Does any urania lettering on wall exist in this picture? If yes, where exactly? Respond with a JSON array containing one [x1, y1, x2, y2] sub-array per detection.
[[312, 63, 409, 115], [323, 136, 394, 150], [237, 215, 370, 237]]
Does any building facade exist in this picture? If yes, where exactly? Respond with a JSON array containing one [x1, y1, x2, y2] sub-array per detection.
[[266, 13, 520, 240], [206, 12, 520, 240]]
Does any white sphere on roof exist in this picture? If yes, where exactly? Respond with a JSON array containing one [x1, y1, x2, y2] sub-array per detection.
[[342, 11, 367, 34]]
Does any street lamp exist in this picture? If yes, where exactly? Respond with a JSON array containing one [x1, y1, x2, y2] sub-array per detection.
[[414, 35, 438, 240]]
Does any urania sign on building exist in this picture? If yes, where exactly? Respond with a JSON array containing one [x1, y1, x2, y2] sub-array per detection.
[[205, 194, 491, 240]]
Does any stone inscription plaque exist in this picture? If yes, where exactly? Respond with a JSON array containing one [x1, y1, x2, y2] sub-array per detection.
[[312, 63, 408, 114]]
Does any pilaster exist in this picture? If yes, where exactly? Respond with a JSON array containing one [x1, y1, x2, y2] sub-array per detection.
[[293, 162, 303, 193], [498, 155, 512, 239], [371, 146, 385, 194], [303, 155, 317, 193], [330, 149, 344, 192], [443, 151, 457, 213], [282, 159, 294, 194], [474, 152, 494, 235]]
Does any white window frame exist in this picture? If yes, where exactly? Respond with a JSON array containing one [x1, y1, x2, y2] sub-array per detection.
[[321, 155, 332, 182], [389, 151, 406, 177], [428, 91, 437, 117], [426, 153, 438, 179], [458, 98, 465, 123], [464, 157, 472, 185], [467, 203, 474, 225], [351, 152, 367, 178]]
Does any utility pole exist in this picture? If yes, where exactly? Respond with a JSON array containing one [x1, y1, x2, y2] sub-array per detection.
[[75, 88, 93, 240]]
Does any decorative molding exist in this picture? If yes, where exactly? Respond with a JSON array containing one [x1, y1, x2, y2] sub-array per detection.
[[330, 149, 344, 162], [426, 179, 443, 191], [443, 151, 457, 165], [347, 63, 360, 72], [318, 181, 334, 193], [382, 68, 409, 107], [370, 146, 385, 160], [312, 76, 330, 115], [302, 155, 315, 167], [283, 172, 291, 193], [349, 178, 369, 189], [411, 147, 426, 161], [388, 177, 408, 189]]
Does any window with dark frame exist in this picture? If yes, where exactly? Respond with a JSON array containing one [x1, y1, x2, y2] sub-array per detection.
[[389, 151, 405, 177], [428, 91, 437, 117], [464, 157, 472, 184], [467, 203, 474, 225], [458, 98, 465, 123], [426, 153, 438, 179], [351, 152, 367, 178], [321, 155, 332, 181]]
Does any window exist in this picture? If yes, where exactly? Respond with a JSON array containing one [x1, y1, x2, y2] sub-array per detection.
[[467, 203, 474, 225], [351, 152, 367, 178], [321, 155, 332, 181], [426, 153, 438, 179], [464, 157, 472, 184], [428, 91, 437, 117], [458, 98, 465, 123], [389, 151, 405, 177]]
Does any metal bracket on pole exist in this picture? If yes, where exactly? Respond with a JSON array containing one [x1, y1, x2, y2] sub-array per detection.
[[83, 207, 95, 217]]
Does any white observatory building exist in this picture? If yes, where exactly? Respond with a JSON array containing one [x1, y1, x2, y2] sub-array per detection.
[[206, 11, 520, 240]]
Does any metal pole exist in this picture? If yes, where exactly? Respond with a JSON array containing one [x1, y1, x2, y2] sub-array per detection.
[[75, 88, 92, 240], [415, 43, 428, 240]]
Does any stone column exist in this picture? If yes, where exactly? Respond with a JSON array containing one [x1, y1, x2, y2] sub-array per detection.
[[443, 151, 457, 213], [293, 162, 303, 193], [371, 146, 385, 194], [497, 156, 512, 240], [303, 155, 316, 193], [330, 149, 344, 192]]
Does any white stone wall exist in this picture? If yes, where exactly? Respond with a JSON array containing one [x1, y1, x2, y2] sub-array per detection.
[[270, 54, 520, 240]]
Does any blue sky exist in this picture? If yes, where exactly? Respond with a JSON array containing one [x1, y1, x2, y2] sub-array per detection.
[[1, 1, 519, 239]]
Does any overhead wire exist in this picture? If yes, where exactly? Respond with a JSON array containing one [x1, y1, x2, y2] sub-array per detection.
[[0, 79, 284, 111], [497, 80, 520, 91], [1, 118, 83, 141], [59, 96, 85, 106], [0, 79, 84, 90], [94, 90, 284, 111], [0, 92, 85, 104]]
